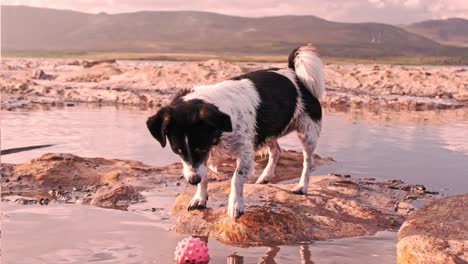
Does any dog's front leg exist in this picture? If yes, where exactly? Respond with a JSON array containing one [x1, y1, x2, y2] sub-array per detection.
[[228, 152, 254, 218], [187, 175, 208, 210]]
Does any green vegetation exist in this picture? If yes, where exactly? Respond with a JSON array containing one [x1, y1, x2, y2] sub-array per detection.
[[3, 50, 467, 65]]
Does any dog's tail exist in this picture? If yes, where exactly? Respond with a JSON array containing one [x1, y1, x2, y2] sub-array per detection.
[[288, 44, 325, 100]]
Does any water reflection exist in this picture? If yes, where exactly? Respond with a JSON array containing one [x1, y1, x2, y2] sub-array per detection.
[[257, 245, 313, 264], [175, 236, 315, 264], [227, 253, 244, 264], [2, 202, 397, 263], [2, 105, 467, 195], [228, 245, 313, 264]]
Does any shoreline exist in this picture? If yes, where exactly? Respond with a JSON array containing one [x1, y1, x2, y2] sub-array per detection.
[[1, 58, 467, 111]]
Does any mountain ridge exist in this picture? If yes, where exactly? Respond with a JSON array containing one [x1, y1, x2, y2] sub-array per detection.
[[2, 5, 467, 59]]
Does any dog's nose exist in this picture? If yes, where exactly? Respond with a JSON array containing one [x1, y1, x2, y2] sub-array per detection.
[[188, 175, 201, 185]]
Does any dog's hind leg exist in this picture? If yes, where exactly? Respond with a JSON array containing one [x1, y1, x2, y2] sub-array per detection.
[[291, 119, 321, 195], [256, 140, 281, 184]]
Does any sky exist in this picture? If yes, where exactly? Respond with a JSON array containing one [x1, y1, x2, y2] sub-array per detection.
[[2, 0, 467, 24]]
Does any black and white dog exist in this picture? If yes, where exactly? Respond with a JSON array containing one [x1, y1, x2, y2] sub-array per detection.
[[147, 44, 324, 218]]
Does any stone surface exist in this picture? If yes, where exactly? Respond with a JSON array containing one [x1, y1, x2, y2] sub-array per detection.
[[1, 58, 466, 111], [91, 184, 143, 210], [1, 152, 441, 245], [397, 194, 468, 264], [170, 175, 437, 245], [0, 151, 335, 210], [1, 153, 173, 209]]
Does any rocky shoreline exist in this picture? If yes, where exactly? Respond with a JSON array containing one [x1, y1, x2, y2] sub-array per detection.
[[1, 151, 466, 262], [2, 58, 467, 263], [1, 58, 467, 111], [3, 152, 462, 254]]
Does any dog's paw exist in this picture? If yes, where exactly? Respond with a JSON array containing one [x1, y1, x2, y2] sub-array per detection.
[[187, 196, 207, 211], [227, 199, 244, 218], [290, 185, 307, 195], [227, 205, 244, 218]]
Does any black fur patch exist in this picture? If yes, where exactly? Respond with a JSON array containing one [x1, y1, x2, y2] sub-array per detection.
[[147, 97, 231, 168], [297, 78, 322, 122], [232, 69, 298, 147]]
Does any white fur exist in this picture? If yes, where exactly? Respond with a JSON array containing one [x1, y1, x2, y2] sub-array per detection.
[[255, 140, 281, 184], [182, 159, 207, 182], [290, 117, 321, 194], [188, 174, 208, 209], [294, 45, 325, 100]]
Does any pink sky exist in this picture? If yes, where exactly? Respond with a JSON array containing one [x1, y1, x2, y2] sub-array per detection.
[[2, 0, 467, 24]]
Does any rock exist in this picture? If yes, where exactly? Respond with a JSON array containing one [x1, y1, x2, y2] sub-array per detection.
[[58, 63, 122, 82], [11, 153, 165, 188], [1, 151, 334, 210], [395, 201, 415, 215], [2, 58, 467, 110], [3, 152, 442, 244], [209, 149, 335, 182], [31, 69, 50, 80], [82, 59, 116, 68], [14, 198, 38, 205], [397, 194, 468, 264], [91, 184, 142, 210], [170, 175, 426, 245]]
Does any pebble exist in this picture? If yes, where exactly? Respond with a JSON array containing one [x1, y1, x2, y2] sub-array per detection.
[[15, 198, 37, 205], [395, 201, 415, 215], [39, 198, 50, 205]]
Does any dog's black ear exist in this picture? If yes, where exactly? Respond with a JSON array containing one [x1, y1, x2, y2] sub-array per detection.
[[199, 104, 232, 132], [146, 107, 171, 147]]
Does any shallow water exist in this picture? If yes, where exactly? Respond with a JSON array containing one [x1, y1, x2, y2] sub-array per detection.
[[2, 105, 467, 194], [1, 105, 468, 264], [2, 203, 396, 264]]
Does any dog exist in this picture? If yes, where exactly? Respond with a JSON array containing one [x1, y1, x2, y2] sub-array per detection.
[[146, 44, 324, 218]]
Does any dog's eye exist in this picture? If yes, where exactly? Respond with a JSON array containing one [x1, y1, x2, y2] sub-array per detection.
[[176, 148, 182, 154]]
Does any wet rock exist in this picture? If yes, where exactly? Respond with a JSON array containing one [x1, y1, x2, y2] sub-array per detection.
[[91, 184, 143, 210], [2, 151, 334, 208], [9, 153, 165, 189], [397, 194, 468, 264], [395, 201, 415, 215], [170, 175, 427, 245], [209, 149, 335, 182], [14, 198, 38, 205], [39, 197, 50, 205]]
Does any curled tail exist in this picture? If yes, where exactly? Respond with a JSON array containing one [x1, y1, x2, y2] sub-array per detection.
[[288, 44, 325, 100]]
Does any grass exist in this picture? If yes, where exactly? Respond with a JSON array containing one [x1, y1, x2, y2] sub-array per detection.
[[2, 50, 467, 65]]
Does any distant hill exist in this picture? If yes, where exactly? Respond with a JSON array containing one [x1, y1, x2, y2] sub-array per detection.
[[405, 18, 468, 47], [2, 5, 467, 60]]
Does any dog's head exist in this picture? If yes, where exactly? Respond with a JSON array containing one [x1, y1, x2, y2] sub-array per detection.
[[146, 99, 232, 185]]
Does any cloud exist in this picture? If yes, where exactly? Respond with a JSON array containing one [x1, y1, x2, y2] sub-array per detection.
[[368, 0, 386, 9], [2, 0, 467, 24]]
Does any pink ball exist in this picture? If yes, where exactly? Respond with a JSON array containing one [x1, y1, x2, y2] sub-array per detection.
[[174, 237, 210, 264]]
